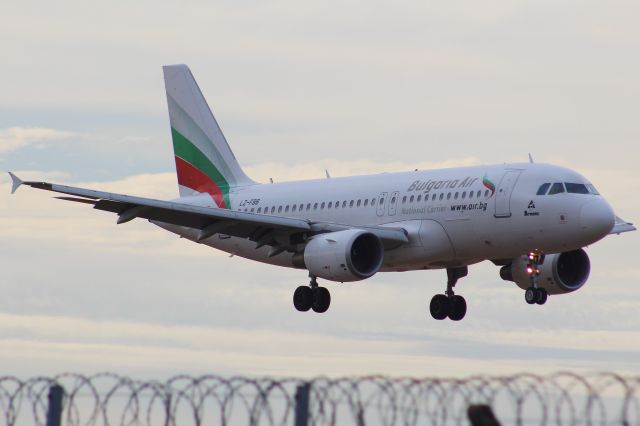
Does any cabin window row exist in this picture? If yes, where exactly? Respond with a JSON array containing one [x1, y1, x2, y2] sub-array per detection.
[[401, 189, 491, 204], [241, 198, 378, 214], [238, 189, 493, 213]]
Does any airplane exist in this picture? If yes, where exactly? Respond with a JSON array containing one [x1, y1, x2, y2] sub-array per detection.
[[8, 64, 636, 321]]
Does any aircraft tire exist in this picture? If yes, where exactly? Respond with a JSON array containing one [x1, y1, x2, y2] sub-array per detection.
[[535, 288, 548, 305], [312, 287, 331, 313], [293, 286, 313, 312], [430, 294, 449, 320], [525, 287, 537, 305], [448, 295, 467, 321]]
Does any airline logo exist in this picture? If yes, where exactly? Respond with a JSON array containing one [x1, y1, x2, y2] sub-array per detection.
[[172, 127, 230, 208], [407, 176, 479, 193], [482, 174, 496, 196]]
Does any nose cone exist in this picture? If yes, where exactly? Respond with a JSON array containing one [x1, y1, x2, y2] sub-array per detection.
[[579, 199, 615, 242]]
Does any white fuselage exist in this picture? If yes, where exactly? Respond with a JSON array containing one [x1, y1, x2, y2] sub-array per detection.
[[157, 162, 615, 273]]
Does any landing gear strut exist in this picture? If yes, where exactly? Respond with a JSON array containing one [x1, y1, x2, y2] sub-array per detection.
[[524, 252, 548, 305], [429, 267, 468, 321], [293, 275, 331, 313]]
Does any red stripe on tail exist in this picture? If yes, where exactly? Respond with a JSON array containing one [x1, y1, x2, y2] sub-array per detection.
[[174, 156, 228, 208]]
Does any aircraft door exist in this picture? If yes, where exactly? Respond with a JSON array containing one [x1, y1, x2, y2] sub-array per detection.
[[376, 192, 387, 217], [494, 170, 523, 218], [388, 191, 400, 216]]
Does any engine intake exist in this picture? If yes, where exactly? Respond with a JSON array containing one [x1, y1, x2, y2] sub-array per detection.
[[302, 229, 384, 282], [500, 249, 591, 294]]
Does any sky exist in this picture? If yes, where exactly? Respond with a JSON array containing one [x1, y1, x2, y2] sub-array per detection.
[[1, 0, 639, 380]]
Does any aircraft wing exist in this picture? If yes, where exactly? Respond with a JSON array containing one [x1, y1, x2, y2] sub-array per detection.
[[609, 216, 636, 235], [8, 173, 408, 248]]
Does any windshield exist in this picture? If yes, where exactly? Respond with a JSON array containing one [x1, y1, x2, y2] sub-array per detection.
[[565, 183, 590, 194]]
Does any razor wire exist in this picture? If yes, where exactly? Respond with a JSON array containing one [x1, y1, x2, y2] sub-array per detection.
[[0, 372, 639, 425]]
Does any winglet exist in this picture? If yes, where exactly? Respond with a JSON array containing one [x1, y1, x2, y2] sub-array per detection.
[[528, 153, 534, 163], [8, 172, 23, 194]]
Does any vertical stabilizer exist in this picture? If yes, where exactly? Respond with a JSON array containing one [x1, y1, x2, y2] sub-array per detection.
[[163, 64, 255, 208]]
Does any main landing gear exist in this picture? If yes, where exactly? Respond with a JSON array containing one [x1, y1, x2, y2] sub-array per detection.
[[429, 266, 468, 321], [524, 252, 548, 305], [293, 275, 331, 313]]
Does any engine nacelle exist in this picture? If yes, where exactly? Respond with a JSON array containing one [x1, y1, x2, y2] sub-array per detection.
[[500, 249, 591, 295], [303, 229, 384, 282]]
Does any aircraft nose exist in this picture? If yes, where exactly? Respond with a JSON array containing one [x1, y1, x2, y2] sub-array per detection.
[[579, 198, 615, 240]]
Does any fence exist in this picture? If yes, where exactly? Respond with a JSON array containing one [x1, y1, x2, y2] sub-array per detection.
[[1, 372, 639, 425]]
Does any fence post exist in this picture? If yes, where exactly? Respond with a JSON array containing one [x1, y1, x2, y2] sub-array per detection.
[[46, 385, 64, 426], [467, 404, 500, 426], [295, 382, 310, 426]]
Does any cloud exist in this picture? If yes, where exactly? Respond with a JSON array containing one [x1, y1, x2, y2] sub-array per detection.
[[0, 127, 75, 155]]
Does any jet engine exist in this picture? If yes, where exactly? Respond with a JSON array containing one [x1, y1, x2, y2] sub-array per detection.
[[500, 249, 591, 294], [302, 229, 384, 282]]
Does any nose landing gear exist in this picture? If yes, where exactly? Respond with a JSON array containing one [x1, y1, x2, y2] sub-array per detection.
[[429, 267, 468, 321], [524, 252, 548, 305], [293, 275, 331, 313]]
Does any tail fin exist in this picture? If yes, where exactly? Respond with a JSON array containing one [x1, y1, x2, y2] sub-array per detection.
[[163, 64, 255, 208]]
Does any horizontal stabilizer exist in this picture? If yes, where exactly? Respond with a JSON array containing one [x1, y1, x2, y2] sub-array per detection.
[[609, 216, 636, 235], [8, 172, 23, 194]]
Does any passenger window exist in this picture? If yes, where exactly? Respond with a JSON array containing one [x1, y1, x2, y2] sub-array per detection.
[[306, 203, 311, 211], [548, 183, 565, 195], [327, 202, 332, 209], [321, 202, 325, 209], [292, 205, 297, 212], [390, 197, 396, 204], [357, 200, 361, 207], [257, 207, 261, 213], [271, 206, 275, 213], [278, 206, 282, 213], [364, 199, 369, 206], [417, 195, 421, 202], [468, 191, 473, 199], [410, 195, 414, 202], [439, 193, 443, 201], [447, 193, 451, 200], [300, 204, 304, 211], [313, 203, 318, 210], [335, 201, 339, 208], [461, 192, 466, 199], [379, 198, 384, 205], [285, 205, 289, 212], [350, 200, 355, 207], [433, 194, 437, 201], [484, 190, 489, 197], [371, 198, 376, 206], [454, 192, 458, 200], [402, 196, 407, 203], [536, 183, 551, 195], [477, 190, 481, 198], [565, 183, 590, 194], [251, 208, 255, 212]]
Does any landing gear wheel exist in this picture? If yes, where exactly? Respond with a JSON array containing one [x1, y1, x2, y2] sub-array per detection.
[[535, 288, 548, 305], [312, 287, 331, 313], [525, 287, 537, 305], [293, 286, 313, 312], [448, 295, 467, 321], [430, 294, 450, 320]]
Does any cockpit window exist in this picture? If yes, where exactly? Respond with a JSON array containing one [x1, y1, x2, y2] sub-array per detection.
[[548, 182, 565, 195], [586, 184, 600, 195], [565, 183, 590, 194], [536, 183, 551, 195]]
